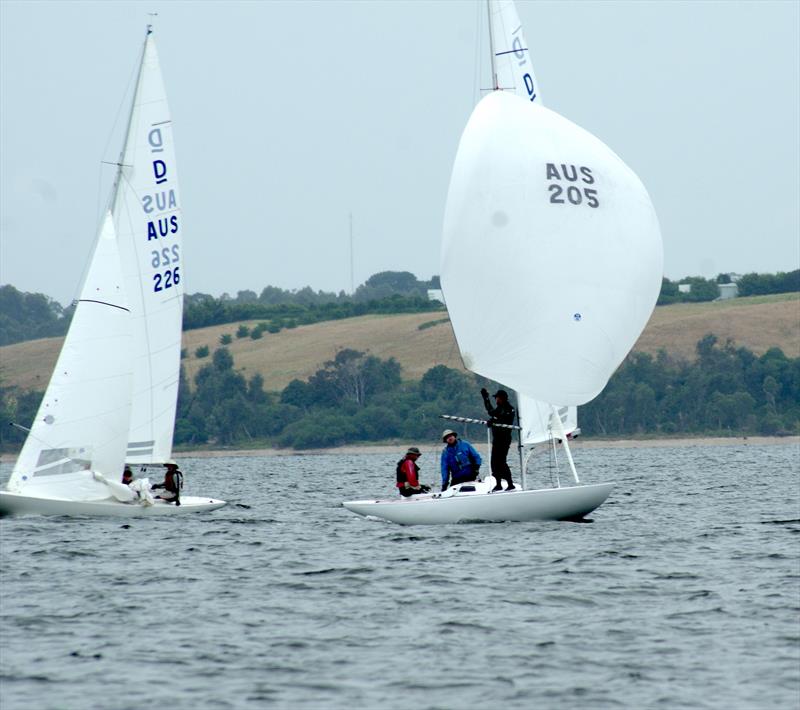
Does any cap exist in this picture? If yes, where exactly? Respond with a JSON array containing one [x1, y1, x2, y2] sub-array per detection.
[[406, 446, 421, 455], [493, 389, 509, 398], [441, 429, 457, 441]]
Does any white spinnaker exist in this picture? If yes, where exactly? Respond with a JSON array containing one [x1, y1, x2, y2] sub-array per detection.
[[488, 0, 542, 103], [519, 395, 577, 446], [441, 91, 662, 406], [111, 32, 183, 464], [9, 213, 133, 500]]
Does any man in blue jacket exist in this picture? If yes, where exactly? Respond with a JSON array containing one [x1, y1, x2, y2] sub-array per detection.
[[440, 429, 482, 491]]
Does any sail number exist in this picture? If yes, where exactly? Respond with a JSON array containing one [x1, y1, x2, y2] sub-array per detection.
[[546, 163, 599, 208], [153, 267, 180, 292], [152, 245, 181, 291]]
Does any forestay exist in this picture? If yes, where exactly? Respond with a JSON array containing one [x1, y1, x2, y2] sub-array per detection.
[[110, 31, 183, 465], [8, 213, 133, 501], [441, 91, 663, 406]]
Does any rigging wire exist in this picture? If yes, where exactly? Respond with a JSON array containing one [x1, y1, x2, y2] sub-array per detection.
[[72, 47, 141, 307]]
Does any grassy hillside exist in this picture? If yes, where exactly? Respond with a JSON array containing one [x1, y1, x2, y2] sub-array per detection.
[[1, 293, 797, 394]]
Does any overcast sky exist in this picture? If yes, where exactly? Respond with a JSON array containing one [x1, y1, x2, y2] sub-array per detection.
[[1, 0, 798, 306]]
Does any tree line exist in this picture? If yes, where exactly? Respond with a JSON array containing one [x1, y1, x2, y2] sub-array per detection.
[[2, 335, 795, 453], [3, 269, 797, 346], [0, 271, 442, 346], [657, 270, 799, 305]]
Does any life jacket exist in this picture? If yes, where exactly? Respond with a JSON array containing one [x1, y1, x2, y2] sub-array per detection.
[[396, 458, 419, 488], [165, 470, 183, 493]]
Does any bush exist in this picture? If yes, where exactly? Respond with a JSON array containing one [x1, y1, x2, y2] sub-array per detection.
[[220, 333, 233, 345], [195, 345, 210, 358], [236, 324, 250, 338]]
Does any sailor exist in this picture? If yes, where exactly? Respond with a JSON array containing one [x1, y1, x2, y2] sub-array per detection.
[[121, 466, 134, 485], [396, 447, 430, 497], [481, 387, 516, 491], [152, 463, 183, 505], [440, 430, 482, 491]]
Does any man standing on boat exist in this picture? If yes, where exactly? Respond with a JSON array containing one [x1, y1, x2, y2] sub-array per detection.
[[481, 388, 516, 492], [440, 430, 482, 491]]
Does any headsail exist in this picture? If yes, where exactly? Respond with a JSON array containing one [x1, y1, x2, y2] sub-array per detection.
[[441, 91, 663, 406], [9, 213, 133, 500], [487, 0, 541, 103], [110, 31, 183, 464]]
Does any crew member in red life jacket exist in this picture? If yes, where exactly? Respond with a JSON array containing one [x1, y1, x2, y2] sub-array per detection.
[[152, 463, 183, 505], [396, 447, 431, 497]]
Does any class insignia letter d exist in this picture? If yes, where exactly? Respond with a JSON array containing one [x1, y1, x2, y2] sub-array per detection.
[[148, 128, 164, 150], [153, 160, 168, 185]]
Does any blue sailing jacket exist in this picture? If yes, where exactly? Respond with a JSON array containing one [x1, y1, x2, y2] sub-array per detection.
[[440, 439, 482, 487]]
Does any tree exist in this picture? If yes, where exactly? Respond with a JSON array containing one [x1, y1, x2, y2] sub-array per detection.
[[306, 349, 401, 407], [354, 271, 427, 301]]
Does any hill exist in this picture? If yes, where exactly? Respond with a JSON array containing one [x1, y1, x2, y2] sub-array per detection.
[[1, 293, 797, 393]]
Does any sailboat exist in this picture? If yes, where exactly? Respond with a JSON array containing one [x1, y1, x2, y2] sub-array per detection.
[[0, 28, 226, 517], [343, 0, 662, 525]]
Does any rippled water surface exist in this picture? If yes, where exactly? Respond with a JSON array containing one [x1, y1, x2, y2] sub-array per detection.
[[1, 443, 799, 709]]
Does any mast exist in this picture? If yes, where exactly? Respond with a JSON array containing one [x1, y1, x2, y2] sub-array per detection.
[[487, 0, 499, 90], [349, 212, 355, 294], [515, 391, 526, 489]]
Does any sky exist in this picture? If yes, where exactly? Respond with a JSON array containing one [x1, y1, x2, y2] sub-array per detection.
[[1, 0, 798, 306]]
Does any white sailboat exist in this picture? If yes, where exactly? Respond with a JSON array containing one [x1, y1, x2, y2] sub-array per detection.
[[343, 0, 662, 525], [0, 28, 225, 517]]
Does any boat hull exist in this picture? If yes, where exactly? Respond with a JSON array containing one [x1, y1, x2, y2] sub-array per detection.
[[342, 482, 614, 525], [0, 491, 226, 517]]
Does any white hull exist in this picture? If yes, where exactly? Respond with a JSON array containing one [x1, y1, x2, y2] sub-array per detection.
[[343, 482, 614, 525], [0, 491, 226, 517]]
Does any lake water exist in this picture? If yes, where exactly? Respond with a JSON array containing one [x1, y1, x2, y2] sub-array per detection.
[[1, 443, 798, 709]]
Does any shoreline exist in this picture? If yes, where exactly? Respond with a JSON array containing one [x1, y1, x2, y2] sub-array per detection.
[[174, 435, 799, 458], [1, 436, 796, 463]]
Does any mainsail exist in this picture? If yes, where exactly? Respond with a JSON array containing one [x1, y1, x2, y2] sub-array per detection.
[[442, 90, 662, 406], [110, 30, 184, 465], [518, 397, 578, 446], [487, 0, 542, 103], [8, 213, 133, 500]]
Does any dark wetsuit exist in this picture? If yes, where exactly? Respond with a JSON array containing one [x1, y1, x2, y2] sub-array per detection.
[[483, 394, 515, 489]]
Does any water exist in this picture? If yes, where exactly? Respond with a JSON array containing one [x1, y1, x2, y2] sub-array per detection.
[[1, 443, 798, 710]]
